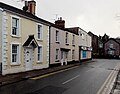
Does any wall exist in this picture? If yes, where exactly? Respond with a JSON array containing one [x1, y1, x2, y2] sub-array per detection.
[[50, 27, 79, 65], [2, 11, 49, 75], [104, 39, 120, 56]]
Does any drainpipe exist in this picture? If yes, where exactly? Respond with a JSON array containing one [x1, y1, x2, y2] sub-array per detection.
[[49, 26, 51, 67]]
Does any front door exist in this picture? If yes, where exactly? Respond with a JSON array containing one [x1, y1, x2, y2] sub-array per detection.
[[25, 48, 33, 71], [61, 51, 68, 65]]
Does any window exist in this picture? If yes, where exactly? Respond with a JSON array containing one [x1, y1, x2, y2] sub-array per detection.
[[108, 50, 114, 55], [82, 33, 85, 40], [72, 50, 75, 59], [37, 24, 43, 40], [38, 46, 42, 62], [12, 17, 19, 36], [11, 44, 20, 64], [72, 35, 75, 45], [56, 49, 59, 60], [56, 30, 59, 42], [109, 44, 113, 48], [65, 32, 68, 44]]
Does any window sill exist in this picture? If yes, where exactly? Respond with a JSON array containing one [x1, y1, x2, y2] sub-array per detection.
[[11, 35, 21, 38], [37, 61, 43, 64], [37, 39, 43, 42], [72, 44, 75, 46], [55, 60, 59, 62], [11, 63, 21, 66], [66, 43, 69, 45], [56, 41, 60, 44]]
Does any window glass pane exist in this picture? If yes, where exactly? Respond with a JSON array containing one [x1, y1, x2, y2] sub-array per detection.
[[38, 46, 42, 61], [12, 44, 18, 63], [12, 17, 19, 35], [56, 49, 59, 59], [38, 25, 42, 39], [56, 31, 59, 41]]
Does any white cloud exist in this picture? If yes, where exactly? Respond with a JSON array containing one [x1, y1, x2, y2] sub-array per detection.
[[1, 0, 120, 37]]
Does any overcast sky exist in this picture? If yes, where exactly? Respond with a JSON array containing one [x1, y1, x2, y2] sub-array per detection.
[[1, 0, 120, 38]]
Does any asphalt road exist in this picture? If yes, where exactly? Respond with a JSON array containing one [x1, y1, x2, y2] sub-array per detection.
[[0, 59, 120, 94]]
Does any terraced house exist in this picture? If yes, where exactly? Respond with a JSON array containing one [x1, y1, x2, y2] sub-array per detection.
[[50, 18, 79, 66], [50, 18, 92, 66], [0, 0, 92, 75], [0, 1, 50, 75]]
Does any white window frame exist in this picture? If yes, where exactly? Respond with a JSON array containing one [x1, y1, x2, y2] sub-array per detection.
[[56, 49, 59, 60], [37, 45, 43, 63], [11, 42, 21, 65], [11, 15, 21, 37], [37, 23, 43, 40]]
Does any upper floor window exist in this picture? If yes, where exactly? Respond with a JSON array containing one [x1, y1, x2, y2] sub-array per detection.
[[109, 43, 113, 48], [72, 35, 75, 45], [56, 30, 59, 42], [12, 17, 20, 36], [37, 46, 43, 62], [37, 24, 43, 40], [82, 33, 85, 40], [65, 32, 68, 44], [11, 44, 20, 64]]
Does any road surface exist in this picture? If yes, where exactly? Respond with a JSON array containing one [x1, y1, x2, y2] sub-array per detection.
[[0, 59, 120, 94]]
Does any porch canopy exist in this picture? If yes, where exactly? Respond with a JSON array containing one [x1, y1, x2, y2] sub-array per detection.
[[23, 35, 38, 48]]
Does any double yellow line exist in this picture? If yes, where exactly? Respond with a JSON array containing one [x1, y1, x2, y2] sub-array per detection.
[[30, 66, 79, 80], [97, 64, 120, 94]]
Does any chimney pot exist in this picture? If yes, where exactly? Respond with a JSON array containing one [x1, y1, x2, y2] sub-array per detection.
[[55, 17, 65, 29], [60, 17, 62, 20]]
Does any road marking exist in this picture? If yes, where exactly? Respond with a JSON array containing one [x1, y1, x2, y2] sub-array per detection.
[[96, 64, 119, 94], [62, 75, 80, 85], [30, 66, 79, 80]]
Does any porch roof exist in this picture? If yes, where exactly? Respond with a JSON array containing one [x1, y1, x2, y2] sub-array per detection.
[[23, 35, 38, 48]]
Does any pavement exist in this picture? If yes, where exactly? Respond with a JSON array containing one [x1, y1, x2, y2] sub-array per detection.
[[97, 64, 120, 94], [110, 70, 120, 94]]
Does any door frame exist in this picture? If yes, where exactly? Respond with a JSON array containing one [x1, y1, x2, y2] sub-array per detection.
[[24, 47, 33, 71]]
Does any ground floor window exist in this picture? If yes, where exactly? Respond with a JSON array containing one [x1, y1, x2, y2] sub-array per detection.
[[37, 46, 43, 62], [11, 43, 20, 64], [72, 50, 75, 59], [56, 49, 59, 60]]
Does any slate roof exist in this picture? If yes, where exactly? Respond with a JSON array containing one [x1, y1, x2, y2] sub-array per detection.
[[0, 2, 51, 26], [104, 38, 120, 45], [0, 2, 82, 35]]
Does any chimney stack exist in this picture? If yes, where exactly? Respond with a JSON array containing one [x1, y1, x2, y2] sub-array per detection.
[[23, 0, 36, 15], [55, 17, 65, 29]]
